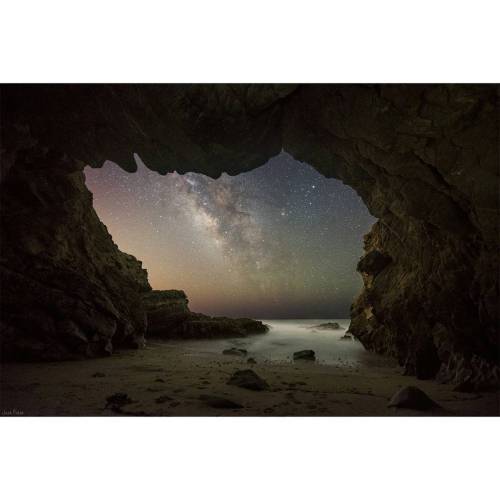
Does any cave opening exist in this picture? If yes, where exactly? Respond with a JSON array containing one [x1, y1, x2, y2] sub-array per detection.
[[82, 150, 381, 367], [84, 151, 376, 321]]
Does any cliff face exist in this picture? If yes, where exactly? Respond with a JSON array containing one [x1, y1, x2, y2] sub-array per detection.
[[0, 132, 151, 360], [1, 84, 498, 387], [350, 219, 499, 389]]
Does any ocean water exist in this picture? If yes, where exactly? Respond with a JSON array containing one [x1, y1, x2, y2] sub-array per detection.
[[168, 319, 391, 369]]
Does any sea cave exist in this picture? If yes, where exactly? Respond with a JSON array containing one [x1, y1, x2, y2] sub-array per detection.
[[0, 84, 498, 415]]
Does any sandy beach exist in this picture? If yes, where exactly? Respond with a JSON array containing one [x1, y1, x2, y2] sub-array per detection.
[[1, 340, 498, 416]]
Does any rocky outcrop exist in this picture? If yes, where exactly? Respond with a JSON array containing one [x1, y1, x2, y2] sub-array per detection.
[[1, 84, 498, 388], [349, 217, 500, 389], [309, 322, 343, 330], [357, 250, 392, 276], [143, 290, 269, 339], [142, 290, 190, 337], [0, 135, 150, 361]]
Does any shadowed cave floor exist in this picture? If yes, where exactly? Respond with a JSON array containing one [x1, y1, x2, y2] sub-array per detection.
[[1, 341, 498, 416]]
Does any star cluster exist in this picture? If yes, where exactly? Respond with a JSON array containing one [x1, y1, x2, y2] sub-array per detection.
[[84, 152, 376, 318]]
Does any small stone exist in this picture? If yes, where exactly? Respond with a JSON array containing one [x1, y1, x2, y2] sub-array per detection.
[[247, 357, 257, 364], [154, 377, 166, 383], [310, 322, 342, 330], [293, 350, 316, 361], [92, 372, 106, 377], [387, 386, 440, 410], [200, 395, 243, 409], [105, 392, 133, 409], [227, 369, 269, 391]]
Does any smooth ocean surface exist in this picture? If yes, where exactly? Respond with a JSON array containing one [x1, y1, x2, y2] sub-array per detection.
[[168, 319, 392, 369]]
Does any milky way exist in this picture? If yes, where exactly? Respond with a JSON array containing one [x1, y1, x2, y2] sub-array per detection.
[[84, 152, 376, 318]]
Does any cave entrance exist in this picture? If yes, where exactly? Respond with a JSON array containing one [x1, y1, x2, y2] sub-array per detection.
[[84, 151, 376, 322], [83, 150, 380, 367]]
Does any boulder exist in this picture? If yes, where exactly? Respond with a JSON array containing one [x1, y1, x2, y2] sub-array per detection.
[[227, 369, 269, 391], [387, 386, 440, 410], [293, 349, 316, 361]]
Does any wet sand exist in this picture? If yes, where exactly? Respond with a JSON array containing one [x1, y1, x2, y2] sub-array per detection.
[[1, 341, 498, 416]]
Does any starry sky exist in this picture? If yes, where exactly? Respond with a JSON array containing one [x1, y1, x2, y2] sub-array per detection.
[[84, 152, 375, 319]]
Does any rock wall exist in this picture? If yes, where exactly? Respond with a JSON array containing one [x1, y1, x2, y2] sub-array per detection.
[[1, 84, 498, 386], [0, 130, 150, 360]]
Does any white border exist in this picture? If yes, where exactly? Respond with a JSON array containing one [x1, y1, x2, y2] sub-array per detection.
[[1, 0, 499, 82], [1, 417, 499, 500], [1, 1, 499, 499]]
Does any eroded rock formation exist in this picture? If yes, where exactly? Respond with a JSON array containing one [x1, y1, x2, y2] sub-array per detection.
[[143, 290, 268, 339], [0, 130, 150, 360], [1, 84, 498, 388]]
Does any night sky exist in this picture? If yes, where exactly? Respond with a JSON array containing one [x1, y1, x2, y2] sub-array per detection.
[[84, 152, 375, 319]]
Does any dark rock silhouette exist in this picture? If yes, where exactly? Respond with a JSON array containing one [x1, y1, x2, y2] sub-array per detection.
[[340, 334, 353, 340], [0, 146, 150, 361], [227, 369, 269, 391], [387, 386, 440, 410], [309, 322, 343, 330], [105, 392, 133, 410], [199, 395, 244, 409], [293, 350, 316, 361]]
